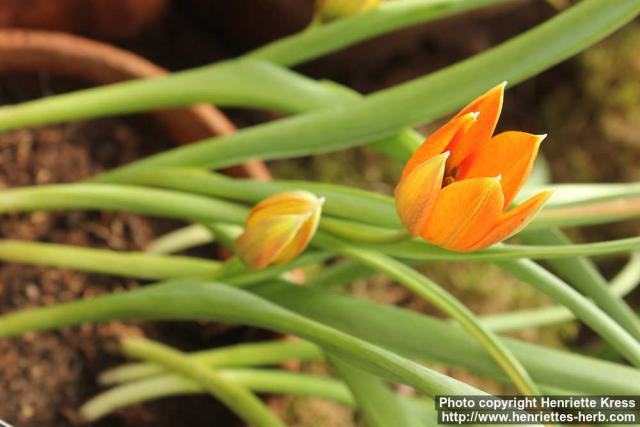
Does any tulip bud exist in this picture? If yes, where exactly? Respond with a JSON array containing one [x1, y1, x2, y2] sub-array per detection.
[[314, 0, 381, 23], [235, 191, 324, 270]]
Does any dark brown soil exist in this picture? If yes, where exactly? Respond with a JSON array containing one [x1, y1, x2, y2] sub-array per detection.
[[0, 74, 257, 426]]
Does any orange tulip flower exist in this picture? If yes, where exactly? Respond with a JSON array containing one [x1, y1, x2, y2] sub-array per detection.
[[395, 82, 552, 252], [235, 191, 324, 270]]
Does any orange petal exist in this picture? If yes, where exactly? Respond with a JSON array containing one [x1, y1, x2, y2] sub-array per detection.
[[235, 215, 307, 269], [395, 152, 448, 236], [458, 131, 546, 207], [466, 191, 552, 251], [421, 177, 504, 251], [274, 207, 322, 264], [401, 113, 477, 179], [448, 82, 506, 169]]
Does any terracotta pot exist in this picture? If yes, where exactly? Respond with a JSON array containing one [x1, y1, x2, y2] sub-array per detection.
[[0, 0, 168, 41], [0, 28, 271, 180]]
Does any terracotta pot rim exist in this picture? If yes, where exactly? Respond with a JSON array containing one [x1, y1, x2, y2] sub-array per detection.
[[0, 28, 270, 180]]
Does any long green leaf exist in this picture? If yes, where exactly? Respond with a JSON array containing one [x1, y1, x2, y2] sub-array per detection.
[[248, 0, 510, 66], [93, 0, 640, 182], [0, 280, 489, 397], [120, 337, 286, 427], [82, 369, 355, 421], [521, 229, 640, 341], [316, 233, 541, 396], [330, 356, 427, 427], [251, 283, 640, 395], [479, 252, 640, 332]]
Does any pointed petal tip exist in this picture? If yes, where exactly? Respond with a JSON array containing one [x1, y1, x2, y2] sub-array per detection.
[[537, 133, 548, 143]]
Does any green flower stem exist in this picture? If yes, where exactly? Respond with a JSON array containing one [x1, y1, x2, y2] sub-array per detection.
[[518, 182, 640, 208], [0, 280, 488, 397], [0, 239, 221, 280], [0, 183, 248, 224], [0, 237, 331, 288], [495, 259, 640, 367], [367, 237, 640, 261], [314, 232, 541, 397], [99, 340, 322, 385], [304, 258, 375, 289], [521, 228, 640, 341], [224, 251, 332, 287], [120, 338, 286, 427], [247, 0, 509, 66], [92, 0, 640, 182], [82, 369, 354, 422], [146, 224, 216, 254], [479, 252, 640, 332], [320, 217, 410, 243]]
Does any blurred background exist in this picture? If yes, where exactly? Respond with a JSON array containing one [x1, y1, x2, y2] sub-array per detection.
[[0, 1, 638, 426]]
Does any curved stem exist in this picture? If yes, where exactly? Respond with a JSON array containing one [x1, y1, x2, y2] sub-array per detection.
[[247, 0, 509, 66], [0, 183, 248, 224], [83, 370, 353, 421], [521, 228, 640, 341], [100, 339, 322, 385], [0, 239, 221, 280], [314, 232, 541, 397], [120, 338, 286, 427], [369, 237, 640, 261], [495, 259, 640, 367], [480, 252, 640, 333], [146, 225, 216, 254]]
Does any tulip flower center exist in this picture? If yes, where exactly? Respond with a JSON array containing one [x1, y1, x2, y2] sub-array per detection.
[[442, 164, 460, 188]]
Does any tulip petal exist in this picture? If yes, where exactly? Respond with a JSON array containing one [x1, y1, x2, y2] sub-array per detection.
[[401, 113, 477, 179], [249, 191, 321, 222], [235, 215, 307, 270], [458, 131, 545, 207], [466, 191, 552, 251], [395, 152, 448, 236], [274, 208, 322, 264], [421, 177, 504, 251], [448, 82, 506, 169]]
